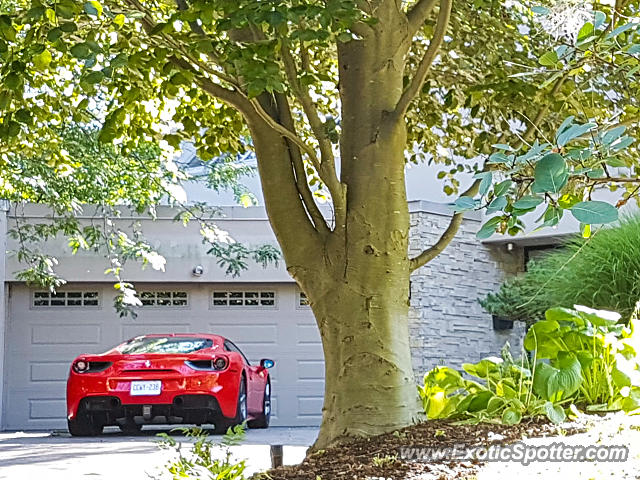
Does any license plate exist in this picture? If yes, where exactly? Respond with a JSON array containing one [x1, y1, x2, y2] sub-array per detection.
[[130, 380, 162, 396]]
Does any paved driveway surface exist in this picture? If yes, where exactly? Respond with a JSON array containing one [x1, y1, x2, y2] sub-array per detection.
[[0, 427, 318, 479]]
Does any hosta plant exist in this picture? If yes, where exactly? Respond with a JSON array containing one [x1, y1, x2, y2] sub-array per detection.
[[524, 305, 640, 413], [418, 343, 563, 425], [419, 305, 640, 425]]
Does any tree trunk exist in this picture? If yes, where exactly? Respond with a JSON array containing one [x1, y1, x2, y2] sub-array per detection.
[[309, 275, 422, 449], [248, 3, 423, 449]]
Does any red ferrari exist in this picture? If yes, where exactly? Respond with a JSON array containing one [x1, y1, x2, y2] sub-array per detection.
[[66, 333, 273, 436]]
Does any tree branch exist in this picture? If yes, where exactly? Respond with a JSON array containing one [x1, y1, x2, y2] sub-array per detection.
[[409, 179, 480, 272], [279, 43, 345, 222], [393, 0, 452, 118], [406, 0, 439, 35], [273, 93, 331, 235], [280, 44, 335, 167]]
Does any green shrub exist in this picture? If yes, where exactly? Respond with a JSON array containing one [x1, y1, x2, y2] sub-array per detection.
[[419, 305, 640, 425], [418, 343, 558, 425], [526, 305, 640, 411], [156, 425, 247, 480], [479, 216, 640, 323]]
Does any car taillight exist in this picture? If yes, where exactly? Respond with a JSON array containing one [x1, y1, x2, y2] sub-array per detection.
[[185, 356, 228, 371], [72, 360, 112, 373], [213, 356, 227, 370], [73, 360, 88, 373]]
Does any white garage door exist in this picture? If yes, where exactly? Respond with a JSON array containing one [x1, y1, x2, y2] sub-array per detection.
[[3, 282, 325, 430]]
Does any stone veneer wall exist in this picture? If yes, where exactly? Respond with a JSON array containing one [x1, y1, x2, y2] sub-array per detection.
[[408, 203, 525, 377]]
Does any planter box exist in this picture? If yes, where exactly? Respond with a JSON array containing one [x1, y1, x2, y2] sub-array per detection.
[[492, 315, 514, 330]]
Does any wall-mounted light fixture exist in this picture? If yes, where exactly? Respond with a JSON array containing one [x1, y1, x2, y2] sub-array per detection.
[[192, 265, 204, 277]]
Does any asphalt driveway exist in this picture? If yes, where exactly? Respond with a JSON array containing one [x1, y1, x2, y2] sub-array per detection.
[[0, 426, 318, 479]]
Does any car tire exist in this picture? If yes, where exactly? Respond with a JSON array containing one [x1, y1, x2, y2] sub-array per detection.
[[248, 381, 270, 429], [214, 376, 247, 434], [118, 419, 142, 435], [68, 409, 103, 437]]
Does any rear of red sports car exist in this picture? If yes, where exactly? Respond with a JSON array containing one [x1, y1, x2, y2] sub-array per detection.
[[66, 334, 272, 435]]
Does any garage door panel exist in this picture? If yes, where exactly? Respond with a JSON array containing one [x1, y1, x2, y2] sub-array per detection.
[[31, 324, 101, 345], [297, 397, 323, 417], [208, 323, 278, 345], [29, 399, 66, 420], [4, 283, 325, 429], [297, 360, 324, 381], [121, 323, 191, 339], [30, 362, 69, 382], [296, 324, 321, 345]]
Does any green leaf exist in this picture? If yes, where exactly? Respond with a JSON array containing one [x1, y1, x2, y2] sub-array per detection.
[[533, 153, 568, 193], [545, 307, 583, 324], [607, 22, 636, 39], [570, 201, 618, 225], [33, 49, 52, 70], [47, 27, 63, 43], [70, 43, 92, 59], [83, 1, 103, 17], [493, 180, 513, 197], [531, 6, 550, 15], [513, 195, 543, 210], [476, 216, 501, 240], [533, 352, 583, 402], [602, 126, 626, 146], [539, 51, 558, 67], [576, 22, 594, 43], [488, 152, 510, 164], [474, 171, 492, 197], [492, 143, 514, 151], [84, 71, 105, 84], [611, 136, 634, 151], [14, 108, 32, 124], [556, 123, 595, 147], [502, 407, 522, 425], [486, 196, 507, 214], [45, 8, 56, 23], [544, 402, 566, 424], [4, 72, 21, 90], [452, 196, 476, 212], [113, 14, 126, 27]]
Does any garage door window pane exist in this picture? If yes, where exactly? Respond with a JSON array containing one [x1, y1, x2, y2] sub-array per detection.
[[212, 291, 277, 308], [245, 292, 259, 306], [299, 292, 310, 307], [229, 292, 243, 306], [213, 292, 228, 306], [32, 291, 100, 307], [173, 292, 188, 306], [260, 292, 275, 306], [138, 291, 189, 307]]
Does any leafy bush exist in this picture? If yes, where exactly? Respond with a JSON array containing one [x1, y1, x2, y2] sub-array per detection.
[[156, 426, 247, 480], [526, 305, 640, 412], [479, 216, 640, 323], [419, 305, 640, 425], [419, 343, 562, 425]]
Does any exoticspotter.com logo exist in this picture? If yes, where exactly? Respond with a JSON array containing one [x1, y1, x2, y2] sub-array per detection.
[[399, 442, 629, 466]]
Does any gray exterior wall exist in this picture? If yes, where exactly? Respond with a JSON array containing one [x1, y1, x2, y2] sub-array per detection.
[[1, 201, 526, 399], [408, 204, 525, 377]]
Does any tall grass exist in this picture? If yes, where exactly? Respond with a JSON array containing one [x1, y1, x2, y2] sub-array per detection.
[[480, 215, 640, 323]]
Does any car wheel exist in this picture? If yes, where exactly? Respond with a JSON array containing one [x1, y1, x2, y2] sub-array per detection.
[[118, 419, 142, 435], [214, 376, 247, 434], [248, 381, 270, 429], [68, 408, 103, 437]]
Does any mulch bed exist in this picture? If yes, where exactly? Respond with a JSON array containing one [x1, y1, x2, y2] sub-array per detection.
[[252, 419, 584, 480]]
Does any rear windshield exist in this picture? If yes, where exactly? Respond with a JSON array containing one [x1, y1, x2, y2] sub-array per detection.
[[120, 337, 213, 354]]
